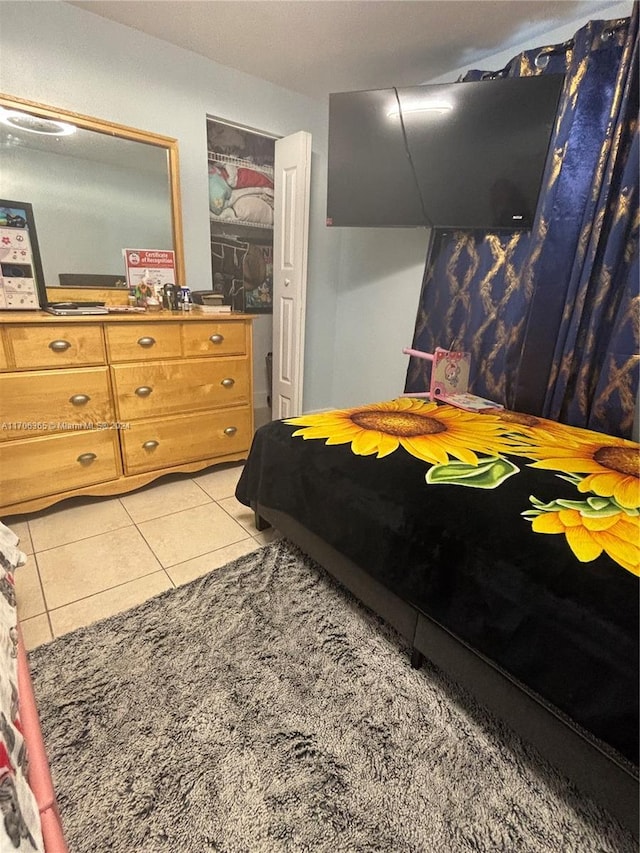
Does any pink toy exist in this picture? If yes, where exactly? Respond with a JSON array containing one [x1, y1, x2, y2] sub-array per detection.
[[402, 346, 503, 412]]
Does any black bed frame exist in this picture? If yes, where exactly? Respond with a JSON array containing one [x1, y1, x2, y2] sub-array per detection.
[[255, 503, 639, 837]]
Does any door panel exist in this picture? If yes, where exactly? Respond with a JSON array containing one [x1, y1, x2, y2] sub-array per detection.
[[273, 131, 311, 418]]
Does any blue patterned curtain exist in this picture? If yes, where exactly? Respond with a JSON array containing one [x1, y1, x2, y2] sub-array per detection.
[[405, 9, 638, 438]]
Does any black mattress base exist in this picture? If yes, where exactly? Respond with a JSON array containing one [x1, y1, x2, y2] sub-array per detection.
[[256, 503, 639, 838]]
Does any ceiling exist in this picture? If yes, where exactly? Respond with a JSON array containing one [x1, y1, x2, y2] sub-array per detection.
[[69, 0, 621, 100]]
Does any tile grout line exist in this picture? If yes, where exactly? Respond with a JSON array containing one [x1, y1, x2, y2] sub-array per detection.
[[46, 566, 175, 622], [19, 473, 247, 634], [29, 522, 135, 556], [26, 520, 54, 641]]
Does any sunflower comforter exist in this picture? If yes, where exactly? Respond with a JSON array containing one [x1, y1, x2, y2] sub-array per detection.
[[236, 398, 639, 767]]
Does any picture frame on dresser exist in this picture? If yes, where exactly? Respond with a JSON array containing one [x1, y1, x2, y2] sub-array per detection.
[[0, 200, 47, 310]]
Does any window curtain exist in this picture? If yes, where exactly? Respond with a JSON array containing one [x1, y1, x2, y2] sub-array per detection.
[[405, 9, 638, 439]]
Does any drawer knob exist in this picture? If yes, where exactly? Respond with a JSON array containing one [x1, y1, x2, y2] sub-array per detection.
[[137, 336, 156, 348], [221, 378, 235, 388], [135, 386, 153, 398], [69, 394, 90, 406], [209, 334, 224, 344], [223, 426, 237, 437], [142, 440, 160, 451], [77, 452, 97, 465], [49, 339, 71, 352]]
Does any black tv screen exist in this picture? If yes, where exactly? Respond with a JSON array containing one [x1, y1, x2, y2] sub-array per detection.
[[327, 74, 564, 230]]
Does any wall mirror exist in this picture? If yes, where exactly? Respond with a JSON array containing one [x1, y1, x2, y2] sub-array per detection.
[[0, 93, 184, 290]]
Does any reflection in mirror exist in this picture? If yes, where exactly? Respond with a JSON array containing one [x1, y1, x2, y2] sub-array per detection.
[[0, 94, 184, 288]]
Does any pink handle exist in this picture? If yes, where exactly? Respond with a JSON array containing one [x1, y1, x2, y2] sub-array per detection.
[[402, 347, 434, 362]]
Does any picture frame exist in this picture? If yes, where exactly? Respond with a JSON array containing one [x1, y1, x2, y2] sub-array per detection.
[[0, 200, 47, 310]]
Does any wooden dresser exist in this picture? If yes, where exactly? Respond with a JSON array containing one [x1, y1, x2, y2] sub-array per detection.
[[0, 312, 255, 515]]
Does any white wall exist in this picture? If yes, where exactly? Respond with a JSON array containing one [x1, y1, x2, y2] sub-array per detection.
[[331, 228, 431, 407], [0, 0, 339, 413]]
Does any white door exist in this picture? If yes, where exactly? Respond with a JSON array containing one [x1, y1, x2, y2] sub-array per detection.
[[272, 131, 312, 418]]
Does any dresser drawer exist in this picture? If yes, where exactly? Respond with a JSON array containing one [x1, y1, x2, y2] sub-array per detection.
[[181, 321, 247, 357], [0, 430, 120, 505], [0, 368, 114, 441], [121, 407, 252, 474], [6, 324, 105, 369], [105, 323, 182, 363], [112, 357, 250, 420]]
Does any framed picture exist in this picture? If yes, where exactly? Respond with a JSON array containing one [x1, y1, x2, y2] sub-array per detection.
[[0, 200, 47, 310]]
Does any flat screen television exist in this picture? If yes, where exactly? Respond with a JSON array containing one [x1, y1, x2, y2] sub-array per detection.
[[326, 74, 565, 230]]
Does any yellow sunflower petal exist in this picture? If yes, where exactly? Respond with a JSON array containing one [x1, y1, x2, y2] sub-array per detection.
[[578, 473, 640, 510], [531, 512, 566, 534], [580, 514, 623, 532], [323, 423, 370, 438], [446, 445, 481, 466], [558, 509, 583, 527], [612, 477, 640, 510], [578, 471, 625, 499], [564, 526, 603, 562], [529, 457, 603, 473], [598, 528, 640, 570], [389, 397, 421, 411], [292, 425, 347, 440], [325, 431, 363, 446], [351, 429, 384, 456], [611, 514, 640, 539], [400, 437, 447, 465], [374, 433, 401, 457]]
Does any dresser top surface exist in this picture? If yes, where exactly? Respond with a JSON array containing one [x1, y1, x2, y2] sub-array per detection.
[[0, 311, 255, 326]]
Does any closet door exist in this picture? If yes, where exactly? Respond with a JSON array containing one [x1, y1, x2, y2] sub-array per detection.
[[272, 131, 311, 419]]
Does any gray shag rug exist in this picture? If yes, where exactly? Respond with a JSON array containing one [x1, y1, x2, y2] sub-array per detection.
[[29, 539, 636, 853]]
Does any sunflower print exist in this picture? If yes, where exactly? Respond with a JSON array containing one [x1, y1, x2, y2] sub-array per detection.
[[286, 398, 515, 466], [524, 497, 639, 577], [485, 408, 588, 446], [511, 429, 640, 509]]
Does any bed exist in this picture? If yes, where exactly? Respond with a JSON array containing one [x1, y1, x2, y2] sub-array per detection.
[[235, 397, 639, 835], [0, 523, 67, 852]]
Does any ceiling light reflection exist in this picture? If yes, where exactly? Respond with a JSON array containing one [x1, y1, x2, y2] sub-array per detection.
[[0, 108, 76, 136], [387, 102, 453, 118]]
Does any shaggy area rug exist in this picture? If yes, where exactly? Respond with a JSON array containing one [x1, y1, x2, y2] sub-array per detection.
[[29, 539, 636, 853]]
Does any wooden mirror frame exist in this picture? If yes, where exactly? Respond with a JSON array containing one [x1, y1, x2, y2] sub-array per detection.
[[0, 93, 185, 288]]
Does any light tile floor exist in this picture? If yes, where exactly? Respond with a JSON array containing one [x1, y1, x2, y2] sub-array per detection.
[[3, 462, 278, 651]]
